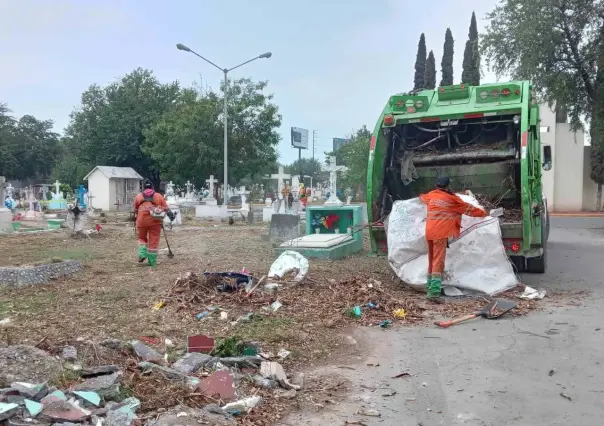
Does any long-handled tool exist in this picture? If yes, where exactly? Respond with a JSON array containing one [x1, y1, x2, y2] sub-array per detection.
[[434, 298, 517, 328], [161, 224, 174, 258]]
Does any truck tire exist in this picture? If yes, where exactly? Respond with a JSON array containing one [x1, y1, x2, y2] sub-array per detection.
[[526, 219, 547, 273], [510, 256, 525, 273]]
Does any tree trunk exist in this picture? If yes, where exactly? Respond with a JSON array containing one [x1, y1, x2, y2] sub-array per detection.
[[597, 183, 602, 211]]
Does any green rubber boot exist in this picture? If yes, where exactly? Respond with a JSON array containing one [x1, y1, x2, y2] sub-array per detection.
[[138, 245, 148, 262], [427, 276, 442, 299], [426, 275, 433, 294], [148, 253, 157, 267]]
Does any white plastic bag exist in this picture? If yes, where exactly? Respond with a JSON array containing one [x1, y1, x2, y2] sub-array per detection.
[[386, 194, 517, 295], [268, 251, 309, 282]]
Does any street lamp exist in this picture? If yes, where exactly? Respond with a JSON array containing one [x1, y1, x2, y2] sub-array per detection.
[[176, 43, 272, 203]]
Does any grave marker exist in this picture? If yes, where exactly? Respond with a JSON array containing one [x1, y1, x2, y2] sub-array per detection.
[[324, 156, 347, 206]]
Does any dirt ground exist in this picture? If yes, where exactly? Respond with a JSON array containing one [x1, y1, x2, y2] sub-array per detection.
[[0, 222, 574, 425]]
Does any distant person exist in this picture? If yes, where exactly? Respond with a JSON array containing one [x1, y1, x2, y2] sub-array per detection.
[[419, 176, 487, 302], [133, 180, 169, 267]]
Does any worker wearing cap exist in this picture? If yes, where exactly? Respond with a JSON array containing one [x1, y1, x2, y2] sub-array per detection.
[[133, 180, 169, 266], [419, 176, 487, 301]]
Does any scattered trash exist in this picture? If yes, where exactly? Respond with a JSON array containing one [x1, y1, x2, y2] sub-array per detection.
[[246, 275, 267, 297], [164, 338, 174, 347], [549, 369, 555, 376], [0, 318, 11, 326], [268, 251, 309, 282], [130, 340, 163, 362], [203, 271, 253, 293], [139, 336, 160, 346], [273, 389, 297, 399], [263, 283, 280, 294], [195, 311, 211, 320], [198, 371, 236, 401], [366, 358, 380, 367], [220, 311, 229, 321], [352, 306, 362, 318], [270, 301, 283, 312], [357, 409, 381, 417], [392, 372, 411, 379], [61, 346, 78, 362], [365, 302, 377, 309], [519, 286, 547, 300], [382, 390, 397, 397], [187, 335, 216, 354], [379, 320, 392, 328], [393, 308, 407, 319], [153, 300, 166, 310], [345, 421, 368, 426], [73, 390, 101, 406], [222, 396, 262, 415], [260, 361, 301, 390], [24, 399, 43, 416], [489, 207, 504, 217], [277, 349, 291, 359], [560, 392, 572, 401]]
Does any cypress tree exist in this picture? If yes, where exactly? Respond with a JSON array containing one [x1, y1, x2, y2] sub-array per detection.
[[440, 28, 454, 86], [462, 12, 481, 85], [413, 33, 427, 90], [424, 51, 436, 90]]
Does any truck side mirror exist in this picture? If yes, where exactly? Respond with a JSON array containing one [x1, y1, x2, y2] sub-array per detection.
[[542, 145, 552, 171]]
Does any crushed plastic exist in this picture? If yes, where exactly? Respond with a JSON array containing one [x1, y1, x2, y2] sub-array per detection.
[[222, 396, 262, 415], [268, 251, 309, 282], [519, 285, 546, 300]]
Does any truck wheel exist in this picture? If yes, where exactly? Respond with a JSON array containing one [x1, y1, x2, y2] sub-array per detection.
[[510, 256, 525, 273]]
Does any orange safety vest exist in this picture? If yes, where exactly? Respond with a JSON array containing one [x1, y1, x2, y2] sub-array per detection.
[[419, 189, 487, 241], [134, 191, 168, 228]]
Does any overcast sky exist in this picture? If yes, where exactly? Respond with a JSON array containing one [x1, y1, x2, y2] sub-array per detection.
[[0, 0, 500, 165]]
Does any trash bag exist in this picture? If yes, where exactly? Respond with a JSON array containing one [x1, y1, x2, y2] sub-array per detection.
[[386, 194, 517, 296], [268, 251, 309, 282]]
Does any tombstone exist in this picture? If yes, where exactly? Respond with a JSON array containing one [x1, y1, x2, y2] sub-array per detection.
[[204, 175, 218, 205], [0, 176, 12, 233], [269, 214, 301, 243], [184, 180, 194, 201], [41, 185, 49, 200], [4, 182, 15, 210], [264, 166, 291, 196], [324, 156, 347, 206], [49, 180, 67, 210], [165, 181, 178, 204], [25, 187, 36, 219]]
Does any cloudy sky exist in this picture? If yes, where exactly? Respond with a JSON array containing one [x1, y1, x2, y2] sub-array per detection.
[[0, 0, 500, 165]]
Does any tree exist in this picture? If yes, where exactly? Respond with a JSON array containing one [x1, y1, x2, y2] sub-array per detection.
[[440, 28, 455, 86], [481, 0, 604, 208], [144, 78, 281, 188], [413, 34, 427, 90], [61, 68, 181, 188], [328, 126, 372, 199], [424, 51, 437, 90], [284, 157, 323, 183], [461, 11, 481, 85]]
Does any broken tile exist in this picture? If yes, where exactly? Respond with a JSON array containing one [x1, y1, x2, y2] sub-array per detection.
[[8, 418, 51, 426], [100, 339, 122, 350], [74, 372, 121, 400], [61, 346, 77, 362], [130, 340, 162, 362], [41, 400, 90, 422], [11, 383, 48, 400], [6, 395, 25, 405], [197, 371, 235, 401], [72, 391, 100, 407], [187, 335, 215, 354], [171, 353, 211, 375], [105, 406, 135, 426], [0, 402, 19, 421], [24, 399, 43, 417], [40, 390, 67, 405], [109, 397, 140, 414], [80, 365, 121, 378]]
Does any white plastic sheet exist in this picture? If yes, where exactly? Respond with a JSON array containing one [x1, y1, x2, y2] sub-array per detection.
[[386, 194, 518, 295], [268, 250, 309, 282]]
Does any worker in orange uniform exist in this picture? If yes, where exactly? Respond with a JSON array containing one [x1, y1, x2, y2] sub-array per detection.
[[133, 180, 170, 267], [419, 176, 487, 302]]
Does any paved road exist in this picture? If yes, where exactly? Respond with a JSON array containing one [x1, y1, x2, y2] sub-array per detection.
[[282, 218, 604, 426]]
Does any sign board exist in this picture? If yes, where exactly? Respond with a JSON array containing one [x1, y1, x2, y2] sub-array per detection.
[[333, 138, 351, 151], [291, 127, 309, 149]]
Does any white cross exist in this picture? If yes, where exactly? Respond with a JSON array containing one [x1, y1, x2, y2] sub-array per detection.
[[54, 180, 61, 195], [265, 166, 291, 190], [185, 180, 192, 194], [324, 156, 347, 206], [205, 175, 218, 196]]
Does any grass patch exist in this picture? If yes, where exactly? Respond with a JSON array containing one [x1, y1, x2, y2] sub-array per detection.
[[234, 315, 298, 344], [41, 248, 93, 261]]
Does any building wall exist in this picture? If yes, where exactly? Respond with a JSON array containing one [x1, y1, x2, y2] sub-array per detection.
[[583, 146, 599, 210], [87, 170, 110, 211]]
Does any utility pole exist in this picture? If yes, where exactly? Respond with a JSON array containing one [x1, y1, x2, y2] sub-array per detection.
[[312, 130, 318, 160]]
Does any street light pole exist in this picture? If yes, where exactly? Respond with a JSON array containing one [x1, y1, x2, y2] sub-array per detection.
[[176, 43, 272, 203]]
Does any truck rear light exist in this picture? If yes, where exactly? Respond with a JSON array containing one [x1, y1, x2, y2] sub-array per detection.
[[491, 89, 500, 98], [415, 100, 424, 108], [464, 113, 484, 119], [383, 114, 394, 126], [502, 88, 511, 97], [479, 90, 489, 99], [511, 243, 520, 252], [515, 89, 521, 96], [407, 106, 416, 113]]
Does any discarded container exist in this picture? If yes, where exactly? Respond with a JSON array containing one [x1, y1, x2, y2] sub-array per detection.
[[196, 311, 210, 320], [268, 251, 309, 282], [379, 320, 392, 328], [352, 306, 362, 318], [220, 311, 229, 320], [278, 349, 291, 359], [365, 302, 377, 309], [271, 301, 282, 312], [153, 300, 165, 310]]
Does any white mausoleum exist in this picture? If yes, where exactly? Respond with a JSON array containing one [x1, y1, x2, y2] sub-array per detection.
[[84, 166, 143, 211]]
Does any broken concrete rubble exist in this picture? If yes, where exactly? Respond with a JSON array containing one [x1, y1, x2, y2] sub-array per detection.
[[130, 340, 162, 362], [10, 383, 47, 400], [74, 372, 122, 400], [80, 365, 121, 378], [0, 346, 61, 387], [171, 352, 211, 375], [0, 402, 20, 421], [41, 400, 91, 422], [147, 405, 236, 426], [61, 346, 78, 362], [260, 361, 301, 391], [137, 362, 200, 388], [197, 371, 235, 401]]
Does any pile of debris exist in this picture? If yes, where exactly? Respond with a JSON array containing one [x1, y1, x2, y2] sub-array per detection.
[[0, 335, 306, 426]]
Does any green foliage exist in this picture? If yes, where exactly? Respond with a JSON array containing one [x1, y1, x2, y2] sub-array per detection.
[[283, 157, 323, 183], [0, 103, 60, 180], [440, 28, 455, 86], [414, 33, 427, 90], [591, 40, 604, 189], [424, 51, 437, 90], [211, 335, 244, 357], [144, 78, 281, 188], [481, 0, 604, 128], [461, 12, 481, 86], [327, 126, 372, 200]]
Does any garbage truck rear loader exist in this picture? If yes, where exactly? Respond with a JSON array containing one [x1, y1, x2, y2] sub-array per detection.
[[367, 81, 551, 273]]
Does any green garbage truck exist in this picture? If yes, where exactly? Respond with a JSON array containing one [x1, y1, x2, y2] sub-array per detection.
[[367, 81, 551, 273]]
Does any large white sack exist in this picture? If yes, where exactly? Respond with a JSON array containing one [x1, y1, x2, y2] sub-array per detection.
[[386, 194, 518, 296]]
